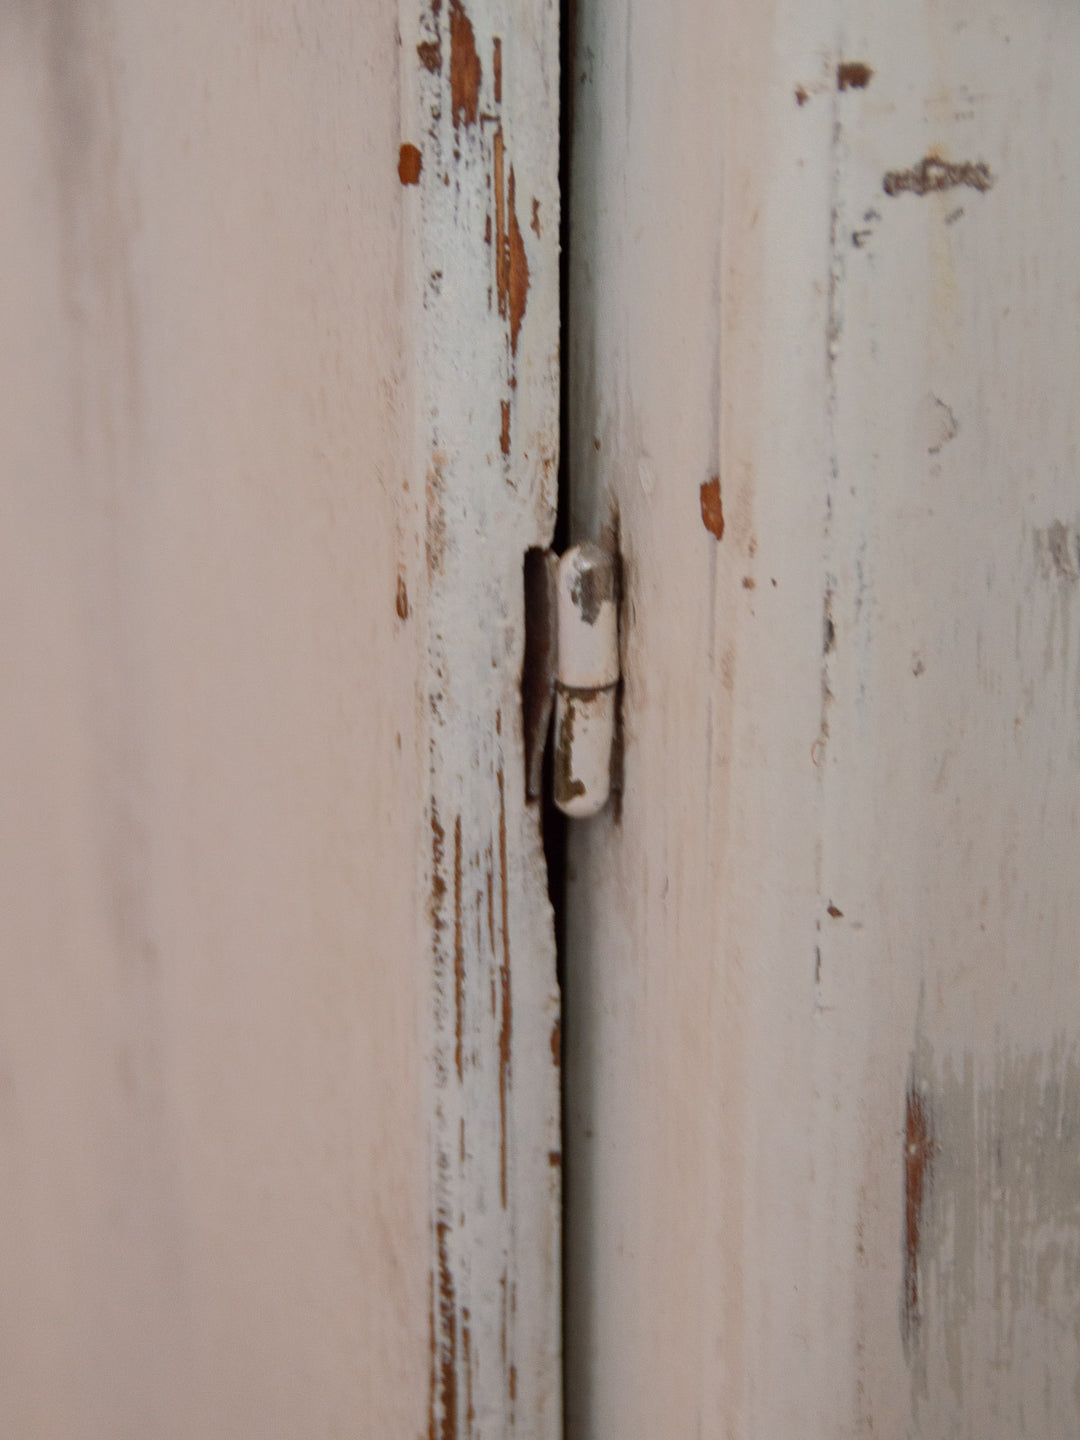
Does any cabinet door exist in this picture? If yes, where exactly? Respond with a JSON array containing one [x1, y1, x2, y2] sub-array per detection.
[[0, 3, 559, 1436], [565, 3, 1080, 1436]]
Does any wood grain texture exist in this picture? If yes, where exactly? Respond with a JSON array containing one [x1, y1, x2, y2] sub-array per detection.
[[565, 2, 1080, 1435]]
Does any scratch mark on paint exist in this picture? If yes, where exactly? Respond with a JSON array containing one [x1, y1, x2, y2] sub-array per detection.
[[430, 803, 448, 992], [449, 0, 481, 129], [462, 1308, 475, 1438], [493, 36, 502, 105], [884, 156, 993, 198], [902, 1084, 935, 1355], [500, 399, 511, 456], [396, 572, 410, 620], [531, 197, 541, 236], [700, 476, 725, 539], [454, 816, 465, 1083], [494, 130, 507, 321], [497, 746, 512, 1210], [436, 1207, 459, 1440], [485, 847, 495, 958]]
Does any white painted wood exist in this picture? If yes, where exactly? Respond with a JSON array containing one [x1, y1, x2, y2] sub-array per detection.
[[0, 2, 559, 1435], [402, 0, 562, 1432], [565, 2, 1080, 1436]]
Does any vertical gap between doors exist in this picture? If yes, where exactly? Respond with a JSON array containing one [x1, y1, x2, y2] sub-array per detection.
[[548, 0, 577, 1433]]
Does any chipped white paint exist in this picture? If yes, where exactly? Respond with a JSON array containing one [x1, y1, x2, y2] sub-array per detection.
[[0, 1, 559, 1434], [401, 0, 562, 1433], [565, 2, 1080, 1437]]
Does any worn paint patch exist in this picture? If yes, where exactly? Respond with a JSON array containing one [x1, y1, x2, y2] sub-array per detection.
[[449, 0, 481, 129], [902, 1033, 1080, 1429], [426, 454, 447, 577], [553, 694, 586, 807], [700, 476, 725, 539], [399, 143, 423, 185], [837, 60, 873, 90], [569, 557, 614, 625], [884, 156, 993, 198], [1036, 521, 1080, 583], [418, 38, 442, 73]]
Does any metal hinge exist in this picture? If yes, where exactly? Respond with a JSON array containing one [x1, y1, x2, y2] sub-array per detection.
[[523, 543, 619, 818]]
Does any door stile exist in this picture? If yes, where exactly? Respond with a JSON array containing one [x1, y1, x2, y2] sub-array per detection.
[[399, 2, 562, 1434]]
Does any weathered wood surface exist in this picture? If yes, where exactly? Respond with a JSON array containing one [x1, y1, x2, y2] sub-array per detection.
[[403, 0, 562, 1434], [0, 3, 559, 1435], [565, 2, 1080, 1436]]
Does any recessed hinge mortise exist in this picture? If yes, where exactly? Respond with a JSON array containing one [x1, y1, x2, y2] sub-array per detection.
[[523, 543, 620, 818]]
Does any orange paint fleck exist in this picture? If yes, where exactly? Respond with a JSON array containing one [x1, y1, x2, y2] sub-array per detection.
[[399, 143, 423, 185], [506, 168, 529, 355], [837, 60, 874, 90], [700, 476, 725, 539]]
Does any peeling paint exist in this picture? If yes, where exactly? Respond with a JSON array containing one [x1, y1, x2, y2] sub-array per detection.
[[399, 143, 423, 185], [506, 168, 530, 356], [418, 38, 442, 73], [449, 0, 481, 130]]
